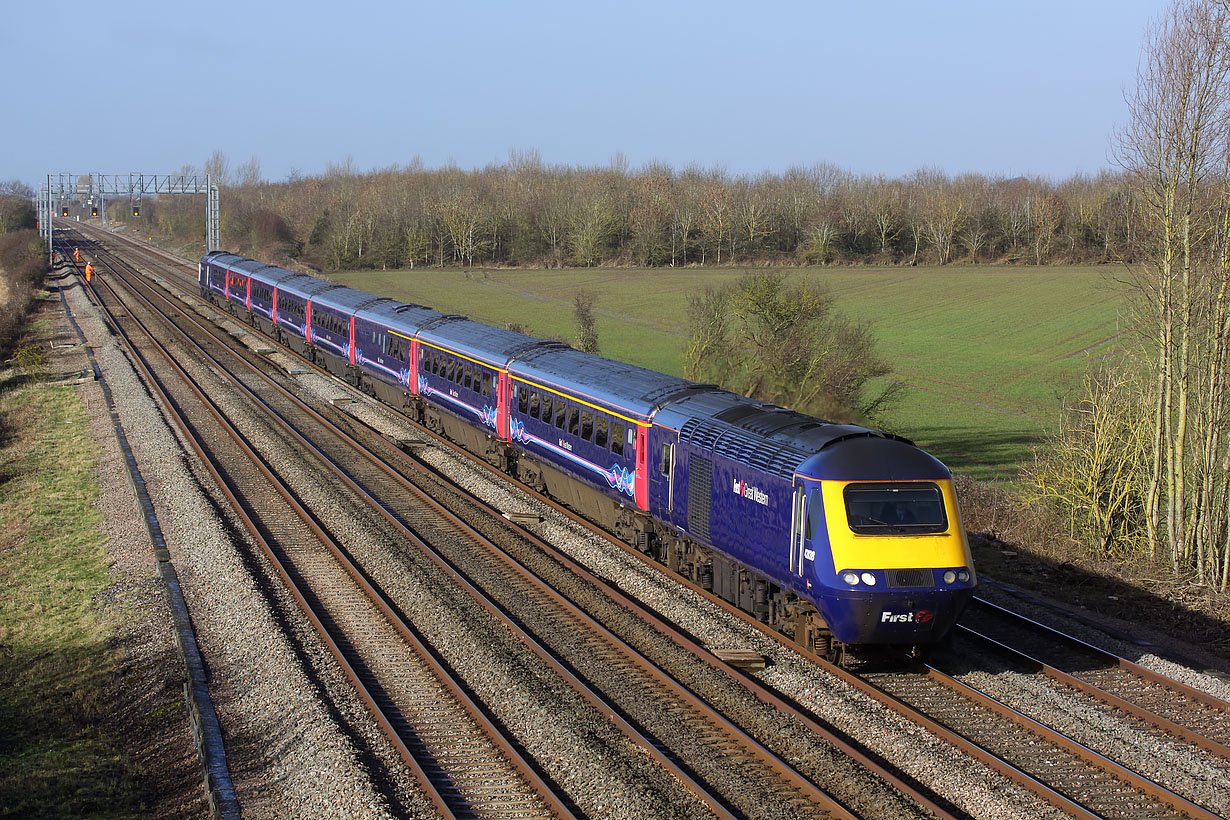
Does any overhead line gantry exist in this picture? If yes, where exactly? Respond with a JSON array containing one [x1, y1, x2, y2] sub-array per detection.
[[39, 173, 220, 262]]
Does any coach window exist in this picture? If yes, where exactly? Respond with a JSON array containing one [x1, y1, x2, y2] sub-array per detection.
[[567, 406, 580, 436], [611, 421, 625, 456], [580, 410, 593, 441], [661, 443, 671, 474], [528, 391, 540, 418], [463, 363, 473, 391], [540, 394, 552, 423], [595, 416, 608, 449], [554, 400, 567, 429], [518, 385, 530, 413], [444, 358, 455, 383], [480, 372, 491, 397]]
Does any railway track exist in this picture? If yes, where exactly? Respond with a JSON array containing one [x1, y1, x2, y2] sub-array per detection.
[[62, 228, 944, 819], [957, 597, 1230, 760], [63, 223, 1230, 819], [67, 237, 573, 819]]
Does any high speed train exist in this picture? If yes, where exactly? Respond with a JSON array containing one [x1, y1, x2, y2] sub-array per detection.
[[201, 251, 976, 661]]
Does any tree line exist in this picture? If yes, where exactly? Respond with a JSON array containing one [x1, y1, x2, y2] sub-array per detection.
[[136, 153, 1136, 272]]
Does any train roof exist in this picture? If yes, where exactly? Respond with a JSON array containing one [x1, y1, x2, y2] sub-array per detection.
[[276, 275, 346, 301], [417, 317, 552, 369], [309, 285, 388, 313], [354, 300, 449, 333], [654, 391, 917, 480], [797, 435, 951, 482], [233, 259, 304, 285], [509, 346, 701, 421]]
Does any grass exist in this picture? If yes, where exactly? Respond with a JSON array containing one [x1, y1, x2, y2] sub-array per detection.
[[0, 366, 143, 819], [333, 263, 1134, 482]]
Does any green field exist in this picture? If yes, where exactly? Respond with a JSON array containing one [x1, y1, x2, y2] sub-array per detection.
[[332, 264, 1135, 482]]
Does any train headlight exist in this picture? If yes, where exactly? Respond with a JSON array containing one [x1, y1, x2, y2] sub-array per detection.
[[958, 569, 971, 582], [860, 572, 877, 586], [943, 570, 957, 584], [842, 571, 860, 586]]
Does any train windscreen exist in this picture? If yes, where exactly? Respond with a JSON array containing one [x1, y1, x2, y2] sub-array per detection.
[[842, 483, 948, 534]]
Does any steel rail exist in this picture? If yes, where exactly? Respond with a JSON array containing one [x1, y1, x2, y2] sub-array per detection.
[[77, 249, 573, 820], [917, 664, 1224, 820], [953, 623, 1230, 761], [965, 597, 1230, 714]]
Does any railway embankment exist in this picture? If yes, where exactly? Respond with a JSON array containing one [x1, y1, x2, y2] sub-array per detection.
[[0, 272, 209, 818]]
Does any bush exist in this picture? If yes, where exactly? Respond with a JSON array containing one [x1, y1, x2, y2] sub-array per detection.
[[0, 230, 49, 358]]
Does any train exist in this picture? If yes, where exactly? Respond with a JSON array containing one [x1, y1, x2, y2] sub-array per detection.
[[200, 251, 976, 662]]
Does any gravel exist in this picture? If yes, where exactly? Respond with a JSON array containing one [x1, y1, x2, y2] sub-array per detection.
[[64, 251, 1230, 819], [63, 275, 426, 820]]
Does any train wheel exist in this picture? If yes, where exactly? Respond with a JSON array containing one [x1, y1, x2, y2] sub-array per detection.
[[826, 640, 847, 667]]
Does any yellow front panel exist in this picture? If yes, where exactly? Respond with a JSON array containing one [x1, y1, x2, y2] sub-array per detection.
[[821, 479, 972, 571]]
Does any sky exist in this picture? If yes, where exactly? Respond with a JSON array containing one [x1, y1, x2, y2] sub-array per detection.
[[2, 1, 1168, 190]]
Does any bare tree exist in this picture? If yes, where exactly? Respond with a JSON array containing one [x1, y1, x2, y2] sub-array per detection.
[[734, 178, 775, 262], [1028, 193, 1063, 264], [567, 189, 615, 267], [698, 172, 733, 264], [1026, 365, 1150, 556], [919, 175, 966, 265], [1113, 0, 1230, 585], [865, 179, 903, 259], [205, 150, 231, 185], [236, 156, 263, 187]]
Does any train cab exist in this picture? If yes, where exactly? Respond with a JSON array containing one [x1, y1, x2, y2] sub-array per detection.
[[790, 434, 976, 651]]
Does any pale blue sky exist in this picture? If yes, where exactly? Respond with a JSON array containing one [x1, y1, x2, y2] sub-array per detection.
[[3, 1, 1166, 188]]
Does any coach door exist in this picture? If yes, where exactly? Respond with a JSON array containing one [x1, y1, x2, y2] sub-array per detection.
[[790, 483, 807, 577], [496, 372, 510, 439]]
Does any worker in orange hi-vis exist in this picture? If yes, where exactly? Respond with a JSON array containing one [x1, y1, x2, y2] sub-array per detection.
[[73, 248, 80, 262], [84, 263, 94, 282]]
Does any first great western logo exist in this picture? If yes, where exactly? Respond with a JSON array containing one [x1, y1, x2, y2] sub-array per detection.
[[733, 479, 769, 506]]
